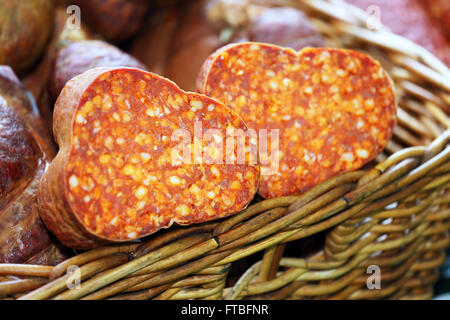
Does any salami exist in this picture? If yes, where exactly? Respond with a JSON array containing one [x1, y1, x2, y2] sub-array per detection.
[[0, 0, 54, 75], [50, 40, 146, 101], [38, 67, 259, 249], [131, 0, 324, 92], [67, 0, 149, 43], [344, 0, 450, 66], [197, 43, 396, 198], [424, 0, 450, 38], [0, 66, 53, 263]]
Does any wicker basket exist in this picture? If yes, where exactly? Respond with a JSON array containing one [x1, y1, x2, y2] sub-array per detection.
[[1, 0, 449, 300]]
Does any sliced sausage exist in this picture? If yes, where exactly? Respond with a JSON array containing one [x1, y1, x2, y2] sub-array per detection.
[[197, 43, 396, 198], [39, 67, 259, 249]]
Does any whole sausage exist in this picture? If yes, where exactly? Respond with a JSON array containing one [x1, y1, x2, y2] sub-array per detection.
[[39, 67, 259, 249], [197, 43, 396, 198], [0, 0, 54, 75], [0, 66, 54, 263], [131, 0, 324, 92], [50, 40, 146, 101], [67, 0, 149, 43], [424, 0, 450, 38], [344, 0, 450, 66]]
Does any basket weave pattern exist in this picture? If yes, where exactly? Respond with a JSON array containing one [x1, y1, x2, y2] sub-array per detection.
[[1, 0, 449, 300]]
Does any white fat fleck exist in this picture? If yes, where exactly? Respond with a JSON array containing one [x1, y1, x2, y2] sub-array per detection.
[[169, 176, 181, 185], [357, 120, 365, 129], [250, 44, 259, 50], [319, 51, 331, 61], [341, 152, 355, 162], [112, 113, 121, 121], [304, 152, 316, 162], [116, 138, 125, 145], [357, 149, 369, 158], [69, 175, 79, 188], [269, 82, 278, 89], [371, 127, 379, 135], [125, 99, 131, 108], [135, 186, 147, 198], [283, 115, 291, 121], [83, 195, 90, 202], [266, 70, 275, 77], [162, 135, 168, 142], [137, 201, 146, 209], [283, 78, 290, 86], [213, 134, 222, 143], [128, 232, 137, 239], [110, 217, 118, 226], [76, 114, 85, 124], [190, 100, 203, 112], [143, 176, 157, 186], [208, 104, 215, 111], [141, 153, 151, 160]]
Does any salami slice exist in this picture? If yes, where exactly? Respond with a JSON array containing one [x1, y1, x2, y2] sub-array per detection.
[[197, 43, 396, 198], [38, 67, 259, 249]]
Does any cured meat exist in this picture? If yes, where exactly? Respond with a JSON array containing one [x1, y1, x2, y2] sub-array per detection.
[[50, 40, 146, 101], [67, 0, 149, 43], [344, 0, 450, 66], [197, 43, 396, 198], [38, 67, 259, 249], [22, 6, 94, 130], [0, 66, 53, 263], [0, 0, 54, 75], [424, 0, 450, 38], [131, 0, 324, 91]]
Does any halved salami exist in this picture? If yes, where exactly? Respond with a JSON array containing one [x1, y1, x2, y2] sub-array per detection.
[[197, 43, 396, 198], [38, 67, 259, 249]]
